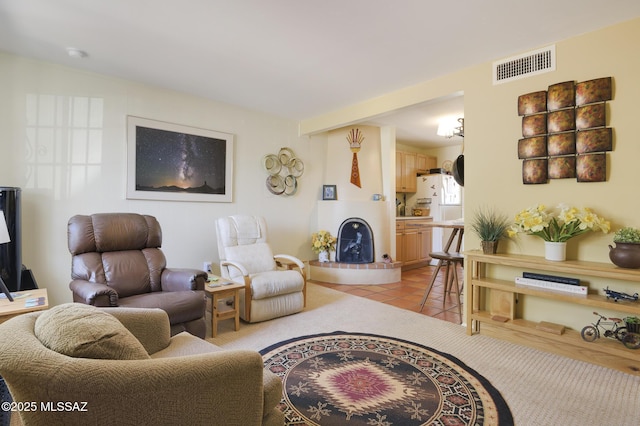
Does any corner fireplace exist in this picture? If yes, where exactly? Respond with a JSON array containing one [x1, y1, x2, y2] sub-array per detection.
[[336, 217, 374, 263]]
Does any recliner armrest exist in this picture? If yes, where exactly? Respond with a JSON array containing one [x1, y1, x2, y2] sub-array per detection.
[[220, 260, 250, 277], [69, 280, 118, 306], [161, 268, 208, 292], [274, 254, 305, 270]]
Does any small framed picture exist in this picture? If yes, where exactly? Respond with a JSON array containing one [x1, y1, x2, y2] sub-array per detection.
[[322, 185, 337, 200]]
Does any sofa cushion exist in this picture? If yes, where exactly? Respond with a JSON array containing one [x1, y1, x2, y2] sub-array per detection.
[[34, 303, 149, 360], [249, 270, 305, 299]]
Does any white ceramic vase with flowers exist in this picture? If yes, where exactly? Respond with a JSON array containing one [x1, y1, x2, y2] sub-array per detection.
[[509, 204, 610, 261], [311, 230, 337, 262]]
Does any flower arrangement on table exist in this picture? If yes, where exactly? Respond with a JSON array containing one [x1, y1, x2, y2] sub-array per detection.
[[509, 204, 610, 242], [311, 230, 337, 254]]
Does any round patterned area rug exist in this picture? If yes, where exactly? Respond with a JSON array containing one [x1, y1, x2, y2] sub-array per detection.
[[261, 331, 513, 426]]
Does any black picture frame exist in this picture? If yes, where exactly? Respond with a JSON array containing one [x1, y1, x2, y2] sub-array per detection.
[[322, 185, 337, 200]]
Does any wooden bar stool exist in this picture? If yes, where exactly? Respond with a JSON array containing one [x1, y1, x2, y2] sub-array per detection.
[[419, 228, 464, 322]]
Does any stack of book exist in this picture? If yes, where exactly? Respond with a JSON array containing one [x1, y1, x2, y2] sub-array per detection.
[[515, 272, 587, 295]]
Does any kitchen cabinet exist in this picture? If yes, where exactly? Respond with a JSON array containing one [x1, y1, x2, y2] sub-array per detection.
[[395, 221, 404, 263], [396, 219, 432, 269], [465, 251, 640, 375], [416, 154, 437, 172], [396, 151, 417, 193]]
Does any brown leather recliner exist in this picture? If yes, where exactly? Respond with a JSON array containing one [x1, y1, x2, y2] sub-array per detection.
[[67, 213, 208, 338]]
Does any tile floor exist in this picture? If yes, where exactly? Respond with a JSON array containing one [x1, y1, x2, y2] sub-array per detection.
[[312, 264, 464, 324]]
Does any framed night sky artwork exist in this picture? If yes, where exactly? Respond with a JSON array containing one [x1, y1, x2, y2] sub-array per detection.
[[127, 116, 234, 202]]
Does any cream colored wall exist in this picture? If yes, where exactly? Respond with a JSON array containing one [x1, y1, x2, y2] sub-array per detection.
[[0, 52, 325, 306], [325, 126, 384, 201], [302, 18, 640, 329]]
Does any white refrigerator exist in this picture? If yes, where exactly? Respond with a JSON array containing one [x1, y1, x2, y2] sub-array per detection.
[[416, 173, 463, 264]]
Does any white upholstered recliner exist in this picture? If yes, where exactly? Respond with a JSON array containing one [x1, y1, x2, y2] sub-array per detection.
[[215, 215, 306, 323]]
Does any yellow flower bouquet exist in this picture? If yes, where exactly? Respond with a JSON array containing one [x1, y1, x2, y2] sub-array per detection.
[[311, 230, 337, 254], [509, 204, 610, 242]]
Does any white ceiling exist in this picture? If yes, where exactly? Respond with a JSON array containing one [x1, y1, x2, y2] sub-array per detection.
[[2, 0, 639, 147]]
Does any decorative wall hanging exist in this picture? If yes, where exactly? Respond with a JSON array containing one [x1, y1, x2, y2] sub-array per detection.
[[517, 76, 612, 184], [346, 128, 364, 188], [126, 116, 234, 202], [263, 147, 304, 196]]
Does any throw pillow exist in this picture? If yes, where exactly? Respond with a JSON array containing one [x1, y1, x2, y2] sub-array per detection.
[[35, 303, 150, 360]]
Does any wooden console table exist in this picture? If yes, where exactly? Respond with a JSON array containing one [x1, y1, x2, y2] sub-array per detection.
[[465, 251, 640, 375]]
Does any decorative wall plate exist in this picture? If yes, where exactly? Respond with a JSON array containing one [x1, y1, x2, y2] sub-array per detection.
[[287, 157, 304, 177], [266, 175, 285, 194], [278, 147, 295, 165], [263, 154, 282, 175], [283, 175, 297, 195]]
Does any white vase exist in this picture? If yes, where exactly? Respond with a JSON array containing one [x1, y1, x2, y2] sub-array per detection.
[[318, 250, 330, 262], [545, 241, 567, 261]]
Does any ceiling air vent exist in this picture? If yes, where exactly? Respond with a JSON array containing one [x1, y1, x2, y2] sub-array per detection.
[[493, 45, 555, 85]]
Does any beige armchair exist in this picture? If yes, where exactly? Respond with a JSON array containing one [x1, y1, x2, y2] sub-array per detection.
[[0, 304, 284, 426], [215, 215, 306, 323], [68, 213, 208, 338]]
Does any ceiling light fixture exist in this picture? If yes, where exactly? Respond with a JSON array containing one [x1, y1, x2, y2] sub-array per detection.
[[437, 117, 464, 138], [66, 47, 88, 59]]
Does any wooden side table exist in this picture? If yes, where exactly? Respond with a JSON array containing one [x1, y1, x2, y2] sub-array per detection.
[[203, 278, 244, 337], [0, 288, 48, 324]]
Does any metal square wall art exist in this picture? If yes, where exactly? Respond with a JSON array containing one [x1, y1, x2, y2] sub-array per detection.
[[516, 76, 613, 184]]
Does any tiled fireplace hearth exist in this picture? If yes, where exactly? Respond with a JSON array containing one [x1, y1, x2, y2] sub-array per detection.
[[309, 260, 402, 285]]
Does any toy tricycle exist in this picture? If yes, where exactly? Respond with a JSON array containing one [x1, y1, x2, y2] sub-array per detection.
[[581, 311, 640, 349]]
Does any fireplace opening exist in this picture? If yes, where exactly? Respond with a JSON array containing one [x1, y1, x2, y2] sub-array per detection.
[[336, 218, 374, 263]]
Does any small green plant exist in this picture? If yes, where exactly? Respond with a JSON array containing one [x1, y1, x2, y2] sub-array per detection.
[[625, 316, 640, 324], [613, 227, 640, 244], [470, 207, 510, 242]]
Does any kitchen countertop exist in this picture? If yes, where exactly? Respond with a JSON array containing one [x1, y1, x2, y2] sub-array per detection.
[[396, 216, 434, 220]]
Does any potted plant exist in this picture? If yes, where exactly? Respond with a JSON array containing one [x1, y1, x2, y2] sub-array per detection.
[[624, 316, 640, 334], [609, 227, 640, 269], [470, 207, 510, 254]]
